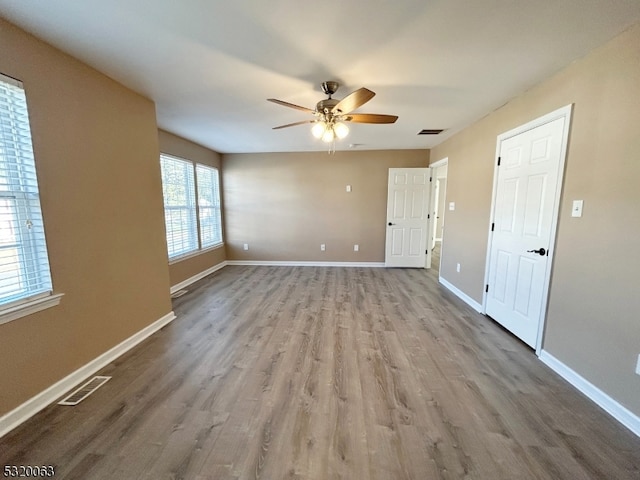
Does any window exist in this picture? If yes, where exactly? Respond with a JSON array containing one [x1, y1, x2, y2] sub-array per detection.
[[196, 164, 223, 248], [0, 73, 54, 310], [160, 154, 222, 260]]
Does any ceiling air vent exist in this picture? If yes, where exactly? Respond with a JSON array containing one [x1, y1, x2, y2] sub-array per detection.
[[58, 376, 111, 406], [417, 129, 444, 135]]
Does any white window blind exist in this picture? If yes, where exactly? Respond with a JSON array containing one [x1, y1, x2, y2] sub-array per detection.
[[0, 73, 53, 307], [160, 154, 198, 258], [160, 154, 223, 260], [196, 164, 222, 248]]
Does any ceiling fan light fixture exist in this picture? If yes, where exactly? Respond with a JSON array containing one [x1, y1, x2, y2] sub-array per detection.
[[270, 81, 397, 152], [333, 122, 349, 139], [321, 127, 335, 143], [311, 121, 326, 139]]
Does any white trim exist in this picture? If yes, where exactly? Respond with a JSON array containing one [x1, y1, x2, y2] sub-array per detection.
[[226, 260, 386, 268], [482, 104, 574, 353], [0, 72, 23, 88], [0, 293, 64, 326], [438, 277, 483, 312], [170, 261, 228, 294], [0, 310, 176, 438], [539, 350, 640, 438], [429, 157, 448, 168]]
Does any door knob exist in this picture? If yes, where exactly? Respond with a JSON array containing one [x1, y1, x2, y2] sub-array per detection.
[[527, 247, 546, 256], [388, 222, 395, 226]]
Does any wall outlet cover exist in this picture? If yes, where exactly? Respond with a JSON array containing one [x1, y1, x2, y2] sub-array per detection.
[[571, 199, 584, 217]]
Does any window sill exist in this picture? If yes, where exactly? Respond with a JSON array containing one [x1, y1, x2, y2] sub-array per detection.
[[0, 293, 64, 326], [169, 243, 225, 265]]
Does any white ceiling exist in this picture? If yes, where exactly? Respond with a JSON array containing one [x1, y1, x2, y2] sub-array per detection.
[[1, 1, 639, 154]]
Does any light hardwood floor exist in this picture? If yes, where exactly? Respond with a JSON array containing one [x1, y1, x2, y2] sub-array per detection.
[[1, 265, 639, 479]]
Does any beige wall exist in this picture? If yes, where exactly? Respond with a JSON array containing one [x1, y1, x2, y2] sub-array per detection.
[[158, 130, 227, 287], [431, 23, 640, 415], [222, 150, 429, 262], [0, 19, 172, 415]]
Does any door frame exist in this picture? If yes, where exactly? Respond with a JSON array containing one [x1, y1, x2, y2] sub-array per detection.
[[482, 105, 573, 355], [427, 157, 448, 267]]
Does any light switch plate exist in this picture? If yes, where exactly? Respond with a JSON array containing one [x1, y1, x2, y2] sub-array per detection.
[[572, 200, 584, 217], [449, 202, 455, 211], [635, 354, 640, 376], [346, 185, 352, 192]]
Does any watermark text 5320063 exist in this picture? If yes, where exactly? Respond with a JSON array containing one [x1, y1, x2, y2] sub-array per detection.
[[3, 466, 55, 477]]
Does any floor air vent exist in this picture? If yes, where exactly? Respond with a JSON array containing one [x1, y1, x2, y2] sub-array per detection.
[[171, 289, 188, 299], [58, 376, 111, 406]]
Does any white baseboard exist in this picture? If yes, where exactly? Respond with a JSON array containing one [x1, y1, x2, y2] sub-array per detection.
[[438, 277, 483, 312], [539, 350, 640, 438], [226, 260, 386, 268], [0, 310, 176, 438], [170, 261, 228, 294]]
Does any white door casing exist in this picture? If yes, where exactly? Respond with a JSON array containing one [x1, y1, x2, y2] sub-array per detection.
[[385, 168, 431, 268], [429, 177, 439, 251], [429, 157, 448, 251], [484, 105, 572, 350]]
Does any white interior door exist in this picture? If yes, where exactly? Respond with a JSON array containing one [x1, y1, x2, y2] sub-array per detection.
[[385, 168, 431, 268], [486, 113, 569, 348]]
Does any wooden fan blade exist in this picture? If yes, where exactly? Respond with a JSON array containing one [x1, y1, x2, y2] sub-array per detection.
[[272, 120, 314, 130], [347, 113, 398, 124], [267, 98, 314, 113], [331, 87, 375, 115]]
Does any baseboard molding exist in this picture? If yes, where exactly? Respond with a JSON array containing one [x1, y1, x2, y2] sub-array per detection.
[[438, 277, 483, 313], [0, 310, 176, 438], [170, 261, 229, 294], [226, 260, 386, 268], [539, 350, 640, 438]]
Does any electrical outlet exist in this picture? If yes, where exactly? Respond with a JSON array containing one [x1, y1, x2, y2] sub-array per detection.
[[635, 354, 640, 376], [243, 243, 249, 251], [456, 263, 461, 273], [346, 185, 352, 193], [354, 244, 359, 252], [320, 244, 326, 251]]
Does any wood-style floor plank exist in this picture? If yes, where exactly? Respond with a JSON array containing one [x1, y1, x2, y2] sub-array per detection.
[[2, 260, 640, 479]]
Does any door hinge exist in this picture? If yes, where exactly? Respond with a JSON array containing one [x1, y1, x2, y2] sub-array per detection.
[[485, 284, 489, 293], [491, 222, 495, 231], [497, 156, 501, 166], [427, 214, 430, 219], [426, 249, 428, 254]]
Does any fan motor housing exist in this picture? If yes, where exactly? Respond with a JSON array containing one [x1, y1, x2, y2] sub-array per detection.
[[316, 98, 339, 113]]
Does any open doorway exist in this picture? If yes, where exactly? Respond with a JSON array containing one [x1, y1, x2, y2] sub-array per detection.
[[429, 158, 448, 275]]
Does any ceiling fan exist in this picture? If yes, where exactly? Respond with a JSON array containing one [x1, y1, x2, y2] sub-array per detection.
[[267, 81, 398, 144]]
